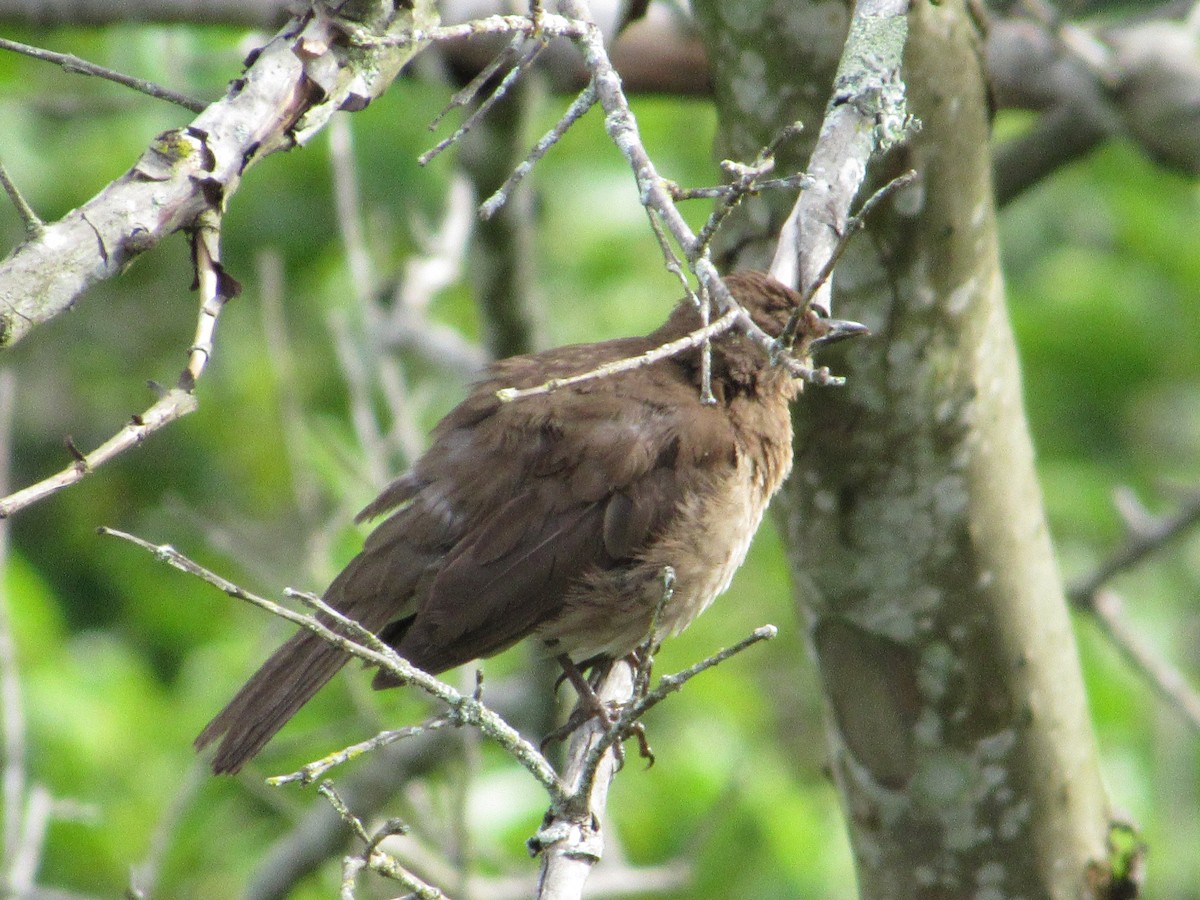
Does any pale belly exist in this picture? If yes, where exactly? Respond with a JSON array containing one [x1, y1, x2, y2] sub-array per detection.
[[536, 445, 783, 663]]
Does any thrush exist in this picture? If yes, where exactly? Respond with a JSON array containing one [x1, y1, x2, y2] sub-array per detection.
[[196, 270, 866, 774]]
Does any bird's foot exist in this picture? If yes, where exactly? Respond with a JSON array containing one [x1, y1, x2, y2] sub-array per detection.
[[541, 654, 654, 767], [627, 648, 656, 699], [541, 655, 618, 753]]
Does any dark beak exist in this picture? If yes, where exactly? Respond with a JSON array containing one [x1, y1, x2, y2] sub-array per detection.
[[810, 317, 870, 351]]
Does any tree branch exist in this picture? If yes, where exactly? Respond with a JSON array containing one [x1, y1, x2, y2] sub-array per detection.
[[0, 0, 438, 349]]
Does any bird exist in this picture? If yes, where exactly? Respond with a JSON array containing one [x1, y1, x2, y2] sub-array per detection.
[[196, 270, 867, 774]]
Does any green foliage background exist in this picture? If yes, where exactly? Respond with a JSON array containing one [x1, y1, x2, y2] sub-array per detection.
[[0, 23, 1197, 899]]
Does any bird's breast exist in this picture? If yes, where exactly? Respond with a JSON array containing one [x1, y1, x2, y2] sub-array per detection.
[[540, 411, 793, 663]]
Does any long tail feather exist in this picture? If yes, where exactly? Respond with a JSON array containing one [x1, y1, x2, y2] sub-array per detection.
[[195, 628, 355, 774]]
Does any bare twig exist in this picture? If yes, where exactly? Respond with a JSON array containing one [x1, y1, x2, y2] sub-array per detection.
[[0, 36, 207, 112], [1069, 491, 1200, 605], [479, 81, 598, 220], [433, 33, 524, 129], [666, 174, 813, 201], [694, 151, 779, 254], [0, 390, 198, 519], [582, 625, 777, 791], [0, 159, 42, 236], [1088, 589, 1200, 732], [317, 781, 445, 900], [1066, 492, 1200, 732], [496, 307, 743, 402], [419, 36, 549, 166], [625, 626, 776, 723], [270, 716, 456, 786]]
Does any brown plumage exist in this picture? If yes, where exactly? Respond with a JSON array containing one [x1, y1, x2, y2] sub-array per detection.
[[196, 271, 865, 774]]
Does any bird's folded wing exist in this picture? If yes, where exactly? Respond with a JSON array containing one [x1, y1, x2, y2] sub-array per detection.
[[385, 368, 736, 673]]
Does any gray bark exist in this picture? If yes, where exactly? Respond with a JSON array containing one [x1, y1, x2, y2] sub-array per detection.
[[694, 0, 1115, 896]]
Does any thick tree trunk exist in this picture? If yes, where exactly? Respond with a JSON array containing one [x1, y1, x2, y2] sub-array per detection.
[[694, 0, 1115, 896]]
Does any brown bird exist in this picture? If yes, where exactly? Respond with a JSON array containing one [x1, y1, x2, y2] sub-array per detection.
[[196, 270, 865, 774]]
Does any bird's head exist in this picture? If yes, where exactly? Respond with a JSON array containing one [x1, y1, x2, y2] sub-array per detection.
[[722, 270, 869, 358]]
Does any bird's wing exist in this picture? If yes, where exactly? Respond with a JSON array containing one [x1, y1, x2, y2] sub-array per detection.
[[382, 361, 735, 675]]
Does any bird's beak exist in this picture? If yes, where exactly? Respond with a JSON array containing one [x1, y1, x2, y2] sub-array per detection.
[[810, 318, 870, 351]]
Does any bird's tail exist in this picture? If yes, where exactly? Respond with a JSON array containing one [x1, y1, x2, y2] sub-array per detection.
[[196, 509, 433, 774], [195, 626, 356, 774]]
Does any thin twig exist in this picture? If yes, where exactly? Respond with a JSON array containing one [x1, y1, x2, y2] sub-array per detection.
[[628, 626, 777, 722], [419, 37, 549, 167], [692, 121, 811, 254], [0, 159, 42, 236], [0, 389, 198, 520], [1068, 492, 1200, 605], [0, 37, 207, 112], [1065, 491, 1200, 733], [270, 716, 456, 786], [431, 34, 523, 130], [186, 214, 239, 389], [496, 307, 743, 402], [480, 81, 598, 220], [318, 782, 446, 900], [642, 210, 690, 292], [285, 587, 404, 660], [1088, 590, 1200, 732], [686, 129, 811, 405], [581, 625, 778, 791], [694, 155, 777, 254], [666, 174, 813, 201], [697, 278, 715, 404]]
